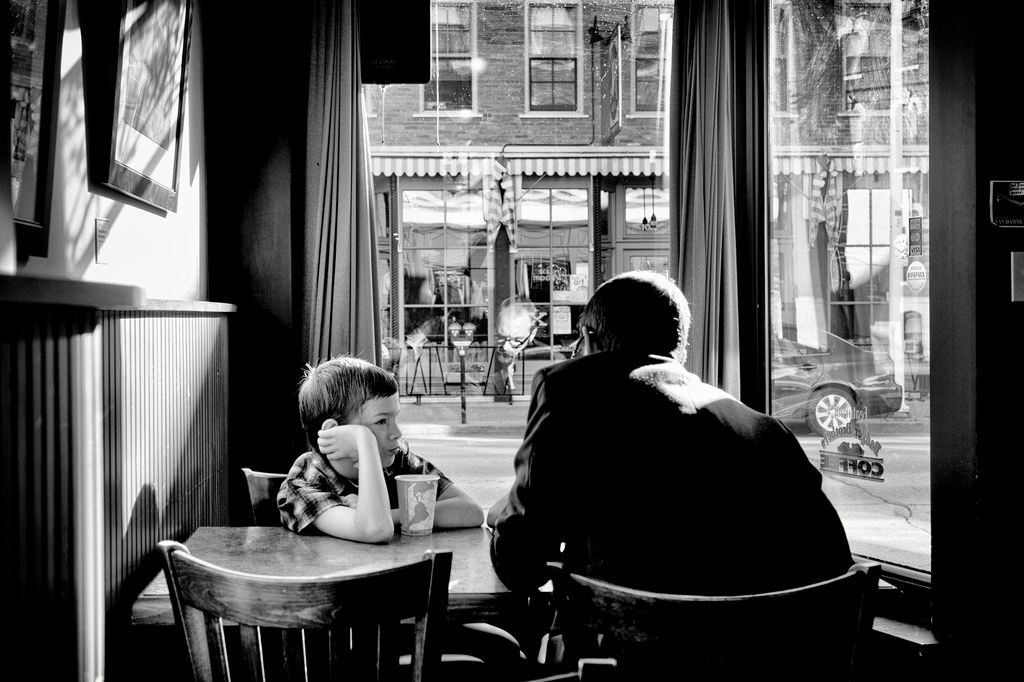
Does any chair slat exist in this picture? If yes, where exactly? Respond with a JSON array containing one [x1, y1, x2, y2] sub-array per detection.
[[237, 624, 263, 682], [277, 629, 306, 682]]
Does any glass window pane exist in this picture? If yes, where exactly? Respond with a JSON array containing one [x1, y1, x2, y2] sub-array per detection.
[[445, 190, 486, 248], [530, 32, 563, 56], [625, 186, 668, 236], [548, 59, 576, 82], [403, 191, 446, 248], [769, 0, 930, 572], [404, 250, 441, 305], [529, 5, 576, 56], [514, 249, 554, 303], [551, 189, 589, 246], [529, 59, 552, 81], [518, 190, 552, 247], [432, 5, 471, 52], [404, 306, 445, 345], [550, 85, 576, 109], [427, 58, 474, 110]]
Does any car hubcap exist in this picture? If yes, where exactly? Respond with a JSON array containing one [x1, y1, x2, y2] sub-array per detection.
[[816, 394, 852, 432]]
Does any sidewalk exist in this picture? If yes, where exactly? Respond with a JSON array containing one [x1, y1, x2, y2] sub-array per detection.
[[400, 396, 530, 437], [399, 395, 930, 437]]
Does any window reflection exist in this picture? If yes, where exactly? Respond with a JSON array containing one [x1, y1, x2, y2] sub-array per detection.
[[770, 0, 930, 571]]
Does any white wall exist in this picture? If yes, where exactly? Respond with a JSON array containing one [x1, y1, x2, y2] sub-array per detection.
[[17, 0, 207, 302]]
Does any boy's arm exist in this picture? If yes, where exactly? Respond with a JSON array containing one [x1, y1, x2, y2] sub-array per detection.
[[433, 483, 485, 529], [312, 421, 394, 543]]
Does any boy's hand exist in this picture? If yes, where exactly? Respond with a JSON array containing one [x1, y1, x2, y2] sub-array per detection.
[[318, 419, 374, 466], [340, 493, 359, 508]]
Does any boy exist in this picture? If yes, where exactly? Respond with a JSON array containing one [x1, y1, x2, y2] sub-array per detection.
[[279, 355, 484, 541]]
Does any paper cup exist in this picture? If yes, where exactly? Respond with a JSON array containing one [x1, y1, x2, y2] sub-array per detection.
[[395, 474, 439, 536]]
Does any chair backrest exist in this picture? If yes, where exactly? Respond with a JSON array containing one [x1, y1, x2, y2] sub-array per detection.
[[240, 467, 287, 526], [159, 540, 453, 682], [548, 561, 881, 681]]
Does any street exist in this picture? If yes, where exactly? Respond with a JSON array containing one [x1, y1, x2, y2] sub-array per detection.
[[409, 431, 932, 573]]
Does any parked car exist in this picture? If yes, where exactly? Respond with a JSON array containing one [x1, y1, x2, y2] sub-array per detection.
[[771, 330, 904, 437]]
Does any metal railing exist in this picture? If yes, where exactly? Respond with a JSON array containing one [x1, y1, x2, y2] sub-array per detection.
[[387, 343, 567, 400]]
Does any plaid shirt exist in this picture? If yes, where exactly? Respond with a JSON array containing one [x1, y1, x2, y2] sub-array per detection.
[[278, 448, 453, 534]]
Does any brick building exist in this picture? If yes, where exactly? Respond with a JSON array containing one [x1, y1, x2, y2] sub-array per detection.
[[366, 0, 673, 398]]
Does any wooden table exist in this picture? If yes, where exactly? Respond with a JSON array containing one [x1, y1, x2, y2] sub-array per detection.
[[132, 525, 539, 634]]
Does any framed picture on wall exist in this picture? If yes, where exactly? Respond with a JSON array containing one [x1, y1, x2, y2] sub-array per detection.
[[10, 0, 66, 258], [101, 0, 193, 211]]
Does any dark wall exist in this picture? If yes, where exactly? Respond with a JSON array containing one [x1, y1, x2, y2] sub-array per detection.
[[200, 1, 313, 523], [932, 1, 1019, 675], [973, 0, 1023, 669]]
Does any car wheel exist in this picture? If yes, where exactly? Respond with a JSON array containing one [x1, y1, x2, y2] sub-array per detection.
[[807, 387, 856, 437]]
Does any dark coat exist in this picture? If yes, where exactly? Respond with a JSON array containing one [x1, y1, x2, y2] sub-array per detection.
[[489, 351, 854, 595]]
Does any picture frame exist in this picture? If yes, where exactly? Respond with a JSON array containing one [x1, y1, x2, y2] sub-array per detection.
[[10, 0, 66, 258], [102, 0, 193, 212]]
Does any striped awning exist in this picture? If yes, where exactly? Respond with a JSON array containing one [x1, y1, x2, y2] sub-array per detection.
[[772, 151, 930, 175], [370, 147, 664, 178], [369, 148, 928, 178]]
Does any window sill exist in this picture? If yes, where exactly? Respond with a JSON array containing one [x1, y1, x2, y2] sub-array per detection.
[[872, 615, 939, 648], [518, 112, 588, 119], [412, 111, 482, 119], [867, 560, 938, 659]]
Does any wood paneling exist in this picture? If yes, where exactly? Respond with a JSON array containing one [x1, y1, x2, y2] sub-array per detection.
[[100, 310, 231, 621]]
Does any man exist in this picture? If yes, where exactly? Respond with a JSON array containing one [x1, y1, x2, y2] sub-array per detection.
[[488, 271, 853, 596], [489, 297, 544, 395]]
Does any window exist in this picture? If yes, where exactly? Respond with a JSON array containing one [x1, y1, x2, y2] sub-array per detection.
[[400, 189, 491, 343], [633, 3, 671, 113], [528, 3, 579, 112], [513, 185, 592, 362], [769, 0, 930, 573], [623, 184, 668, 237], [427, 3, 474, 112]]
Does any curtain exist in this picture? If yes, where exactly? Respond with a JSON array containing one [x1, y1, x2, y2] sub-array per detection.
[[303, 0, 381, 366], [668, 0, 743, 398]]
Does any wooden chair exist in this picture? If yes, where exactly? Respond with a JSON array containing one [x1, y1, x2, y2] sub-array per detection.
[[158, 539, 453, 682], [240, 467, 287, 526], [546, 561, 881, 681]]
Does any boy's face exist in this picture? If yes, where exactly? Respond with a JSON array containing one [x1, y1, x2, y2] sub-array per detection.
[[353, 393, 403, 469]]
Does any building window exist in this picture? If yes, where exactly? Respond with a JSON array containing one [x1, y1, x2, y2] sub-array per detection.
[[397, 188, 492, 392], [528, 3, 579, 111], [633, 3, 671, 112], [426, 3, 474, 112], [513, 185, 591, 362]]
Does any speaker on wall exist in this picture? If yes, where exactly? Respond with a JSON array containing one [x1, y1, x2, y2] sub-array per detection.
[[359, 0, 430, 84]]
